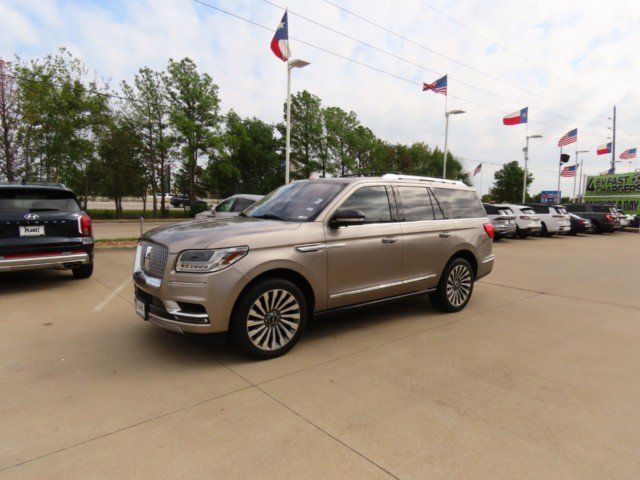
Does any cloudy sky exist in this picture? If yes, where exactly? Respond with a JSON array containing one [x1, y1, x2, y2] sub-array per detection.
[[2, 0, 639, 195]]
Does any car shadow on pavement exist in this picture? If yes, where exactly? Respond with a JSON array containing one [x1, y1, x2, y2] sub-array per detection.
[[0, 269, 75, 294]]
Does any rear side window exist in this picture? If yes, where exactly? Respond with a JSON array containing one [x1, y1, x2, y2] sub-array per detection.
[[216, 199, 234, 212], [483, 204, 499, 215], [592, 205, 612, 213], [398, 187, 435, 221], [430, 188, 485, 219], [0, 189, 80, 213], [529, 205, 549, 214], [565, 204, 585, 212], [337, 186, 392, 223], [232, 198, 254, 212]]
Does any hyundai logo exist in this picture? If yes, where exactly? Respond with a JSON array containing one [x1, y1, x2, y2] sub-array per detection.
[[24, 213, 39, 220]]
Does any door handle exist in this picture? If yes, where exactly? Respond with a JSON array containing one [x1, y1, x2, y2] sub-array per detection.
[[381, 236, 399, 243], [439, 232, 452, 238]]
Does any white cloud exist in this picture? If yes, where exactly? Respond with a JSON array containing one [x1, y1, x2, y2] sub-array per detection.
[[2, 0, 639, 195]]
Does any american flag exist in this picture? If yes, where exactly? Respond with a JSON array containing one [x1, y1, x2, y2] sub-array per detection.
[[473, 163, 482, 175], [560, 165, 577, 177], [422, 75, 447, 95], [620, 148, 636, 159], [558, 128, 577, 147]]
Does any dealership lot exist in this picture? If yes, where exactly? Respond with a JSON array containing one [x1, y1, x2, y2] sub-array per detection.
[[1, 233, 639, 479]]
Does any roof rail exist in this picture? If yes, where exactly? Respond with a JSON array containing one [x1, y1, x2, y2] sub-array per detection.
[[380, 174, 465, 186]]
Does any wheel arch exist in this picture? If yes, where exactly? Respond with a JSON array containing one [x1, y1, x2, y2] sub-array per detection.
[[230, 268, 316, 327], [446, 249, 478, 279]]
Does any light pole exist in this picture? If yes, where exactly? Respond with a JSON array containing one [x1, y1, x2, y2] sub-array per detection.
[[285, 59, 310, 184], [573, 150, 589, 201], [443, 109, 465, 179], [522, 134, 542, 203]]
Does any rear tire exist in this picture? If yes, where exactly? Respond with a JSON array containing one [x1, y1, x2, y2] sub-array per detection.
[[429, 258, 474, 313], [516, 227, 529, 238], [592, 221, 603, 234], [72, 262, 93, 279], [231, 279, 308, 359], [541, 222, 551, 237]]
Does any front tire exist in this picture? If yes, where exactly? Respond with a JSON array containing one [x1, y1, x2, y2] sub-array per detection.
[[72, 262, 93, 279], [430, 258, 474, 313], [231, 279, 308, 359]]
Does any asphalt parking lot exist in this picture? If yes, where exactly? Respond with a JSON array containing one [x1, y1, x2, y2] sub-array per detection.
[[1, 233, 639, 479]]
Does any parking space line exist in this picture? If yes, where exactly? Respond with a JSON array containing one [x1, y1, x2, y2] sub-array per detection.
[[93, 277, 132, 312]]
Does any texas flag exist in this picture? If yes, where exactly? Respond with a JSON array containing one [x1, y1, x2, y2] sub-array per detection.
[[596, 142, 612, 155], [503, 107, 528, 126], [270, 11, 291, 62]]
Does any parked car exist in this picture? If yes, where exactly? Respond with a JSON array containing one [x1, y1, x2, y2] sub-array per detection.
[[194, 194, 263, 220], [505, 204, 542, 238], [170, 194, 208, 209], [133, 174, 495, 358], [0, 183, 94, 278], [483, 203, 516, 239], [612, 208, 630, 230], [563, 204, 620, 233], [524, 203, 571, 236], [568, 213, 593, 235]]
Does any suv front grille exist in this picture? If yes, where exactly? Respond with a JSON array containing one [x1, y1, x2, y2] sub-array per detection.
[[139, 241, 168, 278]]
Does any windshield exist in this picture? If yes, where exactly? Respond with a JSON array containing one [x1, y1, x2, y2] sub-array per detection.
[[245, 181, 346, 222], [0, 189, 81, 213]]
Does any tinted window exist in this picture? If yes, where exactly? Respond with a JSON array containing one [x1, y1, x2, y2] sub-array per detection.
[[483, 204, 499, 215], [552, 207, 568, 214], [232, 198, 254, 212], [520, 208, 536, 215], [430, 188, 485, 219], [247, 181, 346, 222], [338, 186, 391, 223], [429, 190, 445, 219], [592, 205, 613, 213], [529, 205, 549, 214], [398, 187, 435, 221], [0, 189, 80, 213], [216, 199, 234, 212], [565, 204, 585, 212], [499, 208, 514, 215]]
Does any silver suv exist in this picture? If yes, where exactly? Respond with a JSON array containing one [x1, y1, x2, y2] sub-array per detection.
[[133, 175, 495, 358]]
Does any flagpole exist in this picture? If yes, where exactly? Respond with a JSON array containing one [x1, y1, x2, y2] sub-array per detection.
[[479, 164, 484, 199], [522, 122, 528, 203], [573, 139, 578, 203], [285, 60, 291, 184], [557, 146, 563, 204], [442, 94, 448, 179], [578, 160, 584, 201]]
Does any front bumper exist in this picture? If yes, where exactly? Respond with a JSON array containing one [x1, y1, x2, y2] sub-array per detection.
[[0, 251, 91, 272], [133, 245, 245, 334]]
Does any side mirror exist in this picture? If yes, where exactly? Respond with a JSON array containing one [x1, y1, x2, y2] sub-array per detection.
[[329, 210, 366, 228]]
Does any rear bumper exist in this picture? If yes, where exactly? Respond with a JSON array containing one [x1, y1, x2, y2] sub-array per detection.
[[493, 224, 516, 238], [0, 251, 91, 272]]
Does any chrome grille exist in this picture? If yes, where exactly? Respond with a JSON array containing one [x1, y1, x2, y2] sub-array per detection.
[[139, 241, 168, 278]]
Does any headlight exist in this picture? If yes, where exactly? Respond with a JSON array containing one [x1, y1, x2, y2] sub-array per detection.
[[176, 246, 248, 273]]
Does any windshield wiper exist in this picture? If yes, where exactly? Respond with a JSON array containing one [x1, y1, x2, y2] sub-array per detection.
[[250, 213, 287, 221], [29, 208, 60, 212]]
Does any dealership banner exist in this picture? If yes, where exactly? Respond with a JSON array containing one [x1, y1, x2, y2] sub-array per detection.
[[584, 172, 640, 213]]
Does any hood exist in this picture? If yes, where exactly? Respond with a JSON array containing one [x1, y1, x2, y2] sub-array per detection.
[[142, 215, 302, 253]]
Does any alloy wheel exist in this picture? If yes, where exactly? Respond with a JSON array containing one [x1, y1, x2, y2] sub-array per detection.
[[246, 289, 301, 351], [445, 264, 472, 307]]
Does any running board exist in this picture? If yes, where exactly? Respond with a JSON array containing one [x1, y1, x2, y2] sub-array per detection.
[[314, 288, 436, 318]]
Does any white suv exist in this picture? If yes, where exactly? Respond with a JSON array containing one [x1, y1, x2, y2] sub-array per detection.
[[525, 203, 571, 236], [505, 204, 542, 238]]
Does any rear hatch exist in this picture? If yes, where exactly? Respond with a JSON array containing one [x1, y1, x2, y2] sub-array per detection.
[[0, 187, 87, 256], [550, 206, 571, 226]]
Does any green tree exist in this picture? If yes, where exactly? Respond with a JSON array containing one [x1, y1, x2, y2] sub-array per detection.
[[285, 90, 323, 179], [0, 59, 20, 181], [205, 111, 282, 197], [489, 160, 533, 202], [164, 58, 221, 210], [95, 115, 145, 217], [15, 48, 109, 202], [323, 106, 359, 177], [122, 67, 173, 217]]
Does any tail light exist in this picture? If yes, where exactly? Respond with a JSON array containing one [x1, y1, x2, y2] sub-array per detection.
[[519, 215, 531, 220], [79, 215, 93, 237], [552, 214, 565, 218], [605, 214, 614, 222], [483, 223, 495, 239]]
